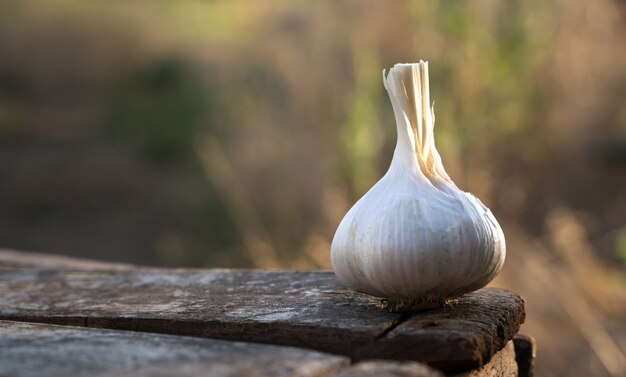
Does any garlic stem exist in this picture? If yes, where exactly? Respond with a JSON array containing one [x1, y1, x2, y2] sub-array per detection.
[[384, 61, 452, 188]]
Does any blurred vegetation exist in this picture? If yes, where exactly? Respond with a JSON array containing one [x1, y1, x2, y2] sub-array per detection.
[[0, 0, 625, 376], [107, 58, 209, 164]]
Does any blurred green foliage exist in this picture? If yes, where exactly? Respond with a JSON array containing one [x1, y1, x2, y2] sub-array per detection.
[[106, 58, 210, 164], [340, 47, 383, 198], [617, 230, 626, 264]]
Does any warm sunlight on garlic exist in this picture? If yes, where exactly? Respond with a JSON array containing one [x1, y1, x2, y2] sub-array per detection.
[[330, 61, 506, 311]]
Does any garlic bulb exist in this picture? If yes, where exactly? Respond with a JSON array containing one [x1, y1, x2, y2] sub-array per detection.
[[331, 61, 505, 310]]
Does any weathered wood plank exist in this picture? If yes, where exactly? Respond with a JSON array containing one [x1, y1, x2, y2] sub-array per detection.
[[0, 269, 400, 357], [0, 320, 348, 377], [513, 334, 536, 377], [355, 289, 526, 371], [0, 267, 524, 372]]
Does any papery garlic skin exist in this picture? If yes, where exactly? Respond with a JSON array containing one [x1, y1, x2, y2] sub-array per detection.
[[331, 62, 505, 309]]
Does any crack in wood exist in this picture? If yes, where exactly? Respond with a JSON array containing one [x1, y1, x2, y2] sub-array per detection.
[[375, 311, 412, 340]]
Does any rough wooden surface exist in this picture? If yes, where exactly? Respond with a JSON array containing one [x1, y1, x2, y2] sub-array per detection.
[[328, 361, 444, 377], [0, 266, 525, 371], [513, 334, 536, 377], [356, 289, 526, 371], [0, 320, 348, 377]]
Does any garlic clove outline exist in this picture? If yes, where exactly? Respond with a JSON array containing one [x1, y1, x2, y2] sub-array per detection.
[[330, 61, 506, 311]]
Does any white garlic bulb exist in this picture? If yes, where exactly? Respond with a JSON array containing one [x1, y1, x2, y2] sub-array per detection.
[[331, 61, 505, 310]]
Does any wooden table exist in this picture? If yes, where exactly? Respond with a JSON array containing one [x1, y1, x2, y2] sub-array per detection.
[[0, 249, 535, 377]]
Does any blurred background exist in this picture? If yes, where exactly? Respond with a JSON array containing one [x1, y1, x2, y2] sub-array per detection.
[[0, 0, 625, 375]]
